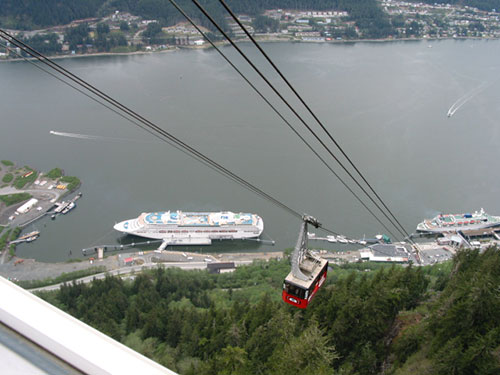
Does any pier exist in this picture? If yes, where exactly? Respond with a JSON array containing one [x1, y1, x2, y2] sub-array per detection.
[[81, 240, 162, 256], [81, 237, 275, 256]]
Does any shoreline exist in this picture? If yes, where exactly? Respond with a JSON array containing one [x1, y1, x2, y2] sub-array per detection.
[[1, 35, 497, 63]]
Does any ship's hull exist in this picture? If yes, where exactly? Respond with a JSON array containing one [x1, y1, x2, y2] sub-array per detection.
[[417, 222, 500, 233], [114, 211, 264, 245]]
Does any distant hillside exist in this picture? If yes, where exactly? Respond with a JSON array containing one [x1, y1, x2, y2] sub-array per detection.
[[2, 0, 499, 32], [0, 0, 392, 38], [0, 0, 103, 29], [0, 0, 338, 30]]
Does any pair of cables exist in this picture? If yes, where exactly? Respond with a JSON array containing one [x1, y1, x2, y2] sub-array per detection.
[[171, 0, 416, 245]]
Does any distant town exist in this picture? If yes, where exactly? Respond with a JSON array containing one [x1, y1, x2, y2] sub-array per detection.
[[1, 1, 500, 60]]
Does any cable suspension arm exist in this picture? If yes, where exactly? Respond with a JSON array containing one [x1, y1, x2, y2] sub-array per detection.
[[291, 215, 320, 281]]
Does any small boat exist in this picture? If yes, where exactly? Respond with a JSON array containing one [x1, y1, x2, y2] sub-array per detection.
[[337, 236, 348, 244], [326, 235, 337, 243], [62, 202, 75, 214], [18, 231, 40, 241]]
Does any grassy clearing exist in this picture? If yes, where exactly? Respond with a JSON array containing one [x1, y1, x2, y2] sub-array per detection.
[[7, 227, 22, 257], [0, 192, 32, 207], [13, 169, 38, 189], [0, 193, 32, 206], [2, 173, 13, 183], [60, 176, 80, 191], [9, 227, 21, 241], [0, 229, 11, 250], [46, 168, 63, 179]]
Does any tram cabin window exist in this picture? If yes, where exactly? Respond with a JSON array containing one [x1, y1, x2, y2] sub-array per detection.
[[284, 282, 306, 299]]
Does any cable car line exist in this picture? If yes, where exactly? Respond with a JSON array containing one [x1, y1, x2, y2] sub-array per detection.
[[187, 1, 423, 307], [0, 31, 420, 249], [0, 30, 305, 222], [0, 30, 422, 311], [0, 25, 408, 244], [166, 0, 399, 240], [189, 0, 409, 241], [217, 0, 413, 242], [0, 29, 395, 240]]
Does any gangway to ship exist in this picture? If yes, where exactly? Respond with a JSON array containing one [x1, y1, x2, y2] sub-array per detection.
[[282, 215, 328, 309], [158, 240, 169, 251], [456, 231, 471, 248]]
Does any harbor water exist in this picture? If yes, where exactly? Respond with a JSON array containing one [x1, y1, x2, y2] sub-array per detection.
[[2, 39, 500, 262]]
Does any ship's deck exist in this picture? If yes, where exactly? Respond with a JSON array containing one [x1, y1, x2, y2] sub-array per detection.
[[139, 211, 255, 227]]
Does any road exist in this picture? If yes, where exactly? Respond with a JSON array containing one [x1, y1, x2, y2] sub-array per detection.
[[29, 260, 253, 293]]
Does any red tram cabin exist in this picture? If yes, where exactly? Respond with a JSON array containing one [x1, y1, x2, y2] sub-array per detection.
[[282, 257, 328, 309]]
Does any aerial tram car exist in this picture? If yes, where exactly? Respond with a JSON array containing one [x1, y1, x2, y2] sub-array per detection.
[[282, 215, 329, 309]]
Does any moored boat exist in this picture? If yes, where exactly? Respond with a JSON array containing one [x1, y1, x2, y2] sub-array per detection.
[[416, 208, 500, 233]]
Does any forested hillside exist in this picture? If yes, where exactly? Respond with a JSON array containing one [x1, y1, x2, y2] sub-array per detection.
[[0, 0, 392, 38], [38, 248, 500, 374], [389, 247, 500, 374], [2, 1, 499, 39]]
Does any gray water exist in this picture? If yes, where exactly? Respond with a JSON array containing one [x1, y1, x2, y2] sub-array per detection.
[[2, 39, 500, 262]]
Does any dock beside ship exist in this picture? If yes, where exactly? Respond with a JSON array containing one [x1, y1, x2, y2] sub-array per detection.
[[51, 192, 82, 219]]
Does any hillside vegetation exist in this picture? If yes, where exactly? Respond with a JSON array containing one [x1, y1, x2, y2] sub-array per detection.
[[0, 0, 404, 38], [38, 248, 500, 374], [389, 247, 500, 375]]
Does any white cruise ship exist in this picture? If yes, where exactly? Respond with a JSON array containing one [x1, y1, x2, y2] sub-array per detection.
[[114, 211, 264, 245], [416, 208, 500, 233]]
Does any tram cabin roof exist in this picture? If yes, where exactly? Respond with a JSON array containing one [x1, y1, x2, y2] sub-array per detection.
[[284, 257, 328, 289]]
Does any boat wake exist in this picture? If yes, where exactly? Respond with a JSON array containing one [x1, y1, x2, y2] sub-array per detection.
[[49, 130, 160, 143], [447, 81, 492, 118]]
